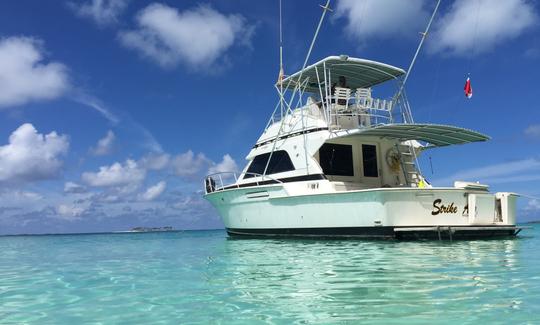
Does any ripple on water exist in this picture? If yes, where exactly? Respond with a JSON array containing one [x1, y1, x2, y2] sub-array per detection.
[[0, 229, 539, 323]]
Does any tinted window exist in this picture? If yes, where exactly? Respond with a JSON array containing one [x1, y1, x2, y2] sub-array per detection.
[[319, 143, 354, 176], [244, 150, 295, 178], [362, 144, 378, 177]]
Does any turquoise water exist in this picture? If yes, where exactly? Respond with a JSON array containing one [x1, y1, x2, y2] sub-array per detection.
[[1, 227, 539, 324]]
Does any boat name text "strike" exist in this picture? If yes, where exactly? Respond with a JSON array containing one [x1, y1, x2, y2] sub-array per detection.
[[432, 199, 458, 215]]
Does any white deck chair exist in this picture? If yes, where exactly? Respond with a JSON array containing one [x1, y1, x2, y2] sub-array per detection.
[[356, 88, 372, 127], [334, 87, 351, 111], [355, 88, 372, 109]]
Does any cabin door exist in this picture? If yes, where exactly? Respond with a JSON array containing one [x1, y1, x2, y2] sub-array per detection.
[[360, 143, 381, 187]]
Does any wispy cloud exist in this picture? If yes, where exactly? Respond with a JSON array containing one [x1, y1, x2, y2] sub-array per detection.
[[68, 0, 129, 27], [429, 0, 538, 56], [335, 0, 429, 43], [433, 158, 540, 185], [70, 92, 163, 152], [0, 36, 69, 108], [71, 92, 120, 124], [526, 199, 540, 211], [64, 181, 87, 194], [118, 3, 254, 69], [525, 124, 540, 138]]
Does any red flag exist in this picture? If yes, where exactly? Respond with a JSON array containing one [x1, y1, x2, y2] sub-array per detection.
[[464, 77, 473, 99], [277, 67, 284, 85]]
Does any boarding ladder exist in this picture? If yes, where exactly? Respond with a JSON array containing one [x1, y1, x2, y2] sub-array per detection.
[[395, 142, 422, 187]]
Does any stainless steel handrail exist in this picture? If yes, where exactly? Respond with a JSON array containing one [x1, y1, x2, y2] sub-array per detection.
[[204, 172, 284, 194]]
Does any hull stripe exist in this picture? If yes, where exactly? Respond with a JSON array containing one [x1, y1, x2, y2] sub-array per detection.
[[226, 226, 518, 240]]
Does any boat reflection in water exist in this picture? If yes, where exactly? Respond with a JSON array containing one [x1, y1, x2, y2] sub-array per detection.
[[201, 237, 533, 322]]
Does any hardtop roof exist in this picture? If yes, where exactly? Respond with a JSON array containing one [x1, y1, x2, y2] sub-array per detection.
[[339, 123, 490, 147], [280, 55, 406, 93]]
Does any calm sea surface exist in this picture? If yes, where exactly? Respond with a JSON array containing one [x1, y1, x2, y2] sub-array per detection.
[[1, 226, 539, 324]]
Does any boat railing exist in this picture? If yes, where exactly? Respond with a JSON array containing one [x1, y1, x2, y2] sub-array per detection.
[[204, 172, 283, 194], [326, 89, 393, 128]]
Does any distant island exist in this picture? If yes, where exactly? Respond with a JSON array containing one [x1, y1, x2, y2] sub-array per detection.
[[128, 226, 174, 232]]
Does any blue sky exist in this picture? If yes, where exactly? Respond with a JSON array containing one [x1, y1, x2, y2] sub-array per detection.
[[0, 0, 539, 235]]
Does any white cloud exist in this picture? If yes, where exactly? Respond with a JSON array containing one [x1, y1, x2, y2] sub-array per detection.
[[171, 150, 211, 178], [139, 181, 166, 201], [433, 158, 540, 185], [335, 0, 429, 42], [71, 93, 120, 124], [208, 154, 238, 175], [0, 37, 69, 108], [118, 3, 253, 68], [429, 0, 538, 56], [526, 199, 540, 211], [69, 0, 128, 26], [139, 153, 170, 170], [64, 181, 87, 194], [0, 190, 43, 202], [90, 130, 115, 156], [525, 124, 540, 138], [56, 204, 86, 219], [82, 159, 146, 187], [0, 123, 69, 183]]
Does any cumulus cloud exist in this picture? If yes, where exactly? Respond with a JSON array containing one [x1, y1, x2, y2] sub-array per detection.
[[90, 130, 115, 156], [0, 123, 69, 183], [429, 0, 538, 56], [0, 37, 69, 108], [69, 0, 128, 26], [208, 154, 238, 175], [139, 153, 170, 170], [525, 124, 540, 138], [139, 181, 166, 201], [82, 159, 146, 187], [171, 150, 211, 178], [118, 3, 254, 68], [335, 0, 429, 42]]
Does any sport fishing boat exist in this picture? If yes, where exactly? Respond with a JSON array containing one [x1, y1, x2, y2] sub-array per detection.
[[203, 3, 523, 239]]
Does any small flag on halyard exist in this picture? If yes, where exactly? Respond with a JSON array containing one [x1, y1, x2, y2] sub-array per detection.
[[464, 77, 473, 99], [277, 67, 284, 85]]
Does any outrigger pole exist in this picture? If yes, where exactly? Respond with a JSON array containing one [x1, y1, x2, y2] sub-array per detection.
[[393, 0, 442, 115], [278, 0, 284, 118], [263, 0, 332, 178]]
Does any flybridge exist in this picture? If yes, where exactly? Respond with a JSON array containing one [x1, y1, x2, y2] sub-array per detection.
[[265, 53, 413, 134]]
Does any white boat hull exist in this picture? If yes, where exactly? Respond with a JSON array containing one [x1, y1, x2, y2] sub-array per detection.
[[205, 184, 518, 239]]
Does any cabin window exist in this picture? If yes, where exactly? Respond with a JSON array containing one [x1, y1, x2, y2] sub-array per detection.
[[244, 150, 295, 178], [319, 143, 354, 176], [362, 144, 378, 177]]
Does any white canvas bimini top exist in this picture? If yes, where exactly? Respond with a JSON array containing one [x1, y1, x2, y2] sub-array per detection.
[[350, 123, 490, 147], [280, 55, 406, 93]]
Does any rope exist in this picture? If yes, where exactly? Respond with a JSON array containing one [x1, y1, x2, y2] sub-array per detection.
[[467, 0, 482, 75]]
